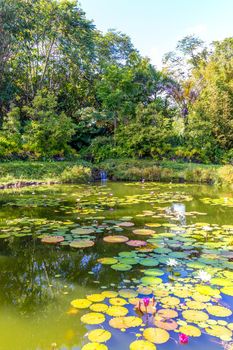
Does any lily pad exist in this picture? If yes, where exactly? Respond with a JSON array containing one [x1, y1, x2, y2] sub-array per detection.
[[81, 312, 105, 325], [41, 236, 64, 244], [103, 235, 129, 243], [109, 316, 142, 329], [70, 240, 94, 248], [88, 329, 112, 343], [129, 340, 156, 350], [133, 229, 155, 236], [143, 327, 169, 344], [71, 299, 92, 309]]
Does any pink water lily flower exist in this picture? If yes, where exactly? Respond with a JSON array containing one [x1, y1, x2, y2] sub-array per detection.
[[179, 333, 189, 344], [142, 297, 150, 307]]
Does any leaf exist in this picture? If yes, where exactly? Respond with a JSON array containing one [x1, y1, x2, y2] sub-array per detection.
[[143, 327, 170, 344], [41, 235, 64, 244], [179, 325, 201, 337], [88, 329, 112, 343], [109, 316, 142, 329], [129, 340, 156, 350], [81, 312, 105, 325], [70, 239, 94, 248], [81, 343, 108, 350], [71, 299, 92, 309], [106, 306, 128, 317], [103, 235, 129, 243], [133, 229, 155, 236]]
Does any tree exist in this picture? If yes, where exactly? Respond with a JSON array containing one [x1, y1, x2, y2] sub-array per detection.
[[23, 91, 76, 158]]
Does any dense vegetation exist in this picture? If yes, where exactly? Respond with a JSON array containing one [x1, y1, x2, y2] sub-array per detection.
[[0, 0, 233, 165]]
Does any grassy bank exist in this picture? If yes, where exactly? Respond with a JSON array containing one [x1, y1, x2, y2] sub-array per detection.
[[0, 159, 232, 187]]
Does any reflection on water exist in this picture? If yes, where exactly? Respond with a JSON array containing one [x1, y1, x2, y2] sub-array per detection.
[[0, 182, 232, 350]]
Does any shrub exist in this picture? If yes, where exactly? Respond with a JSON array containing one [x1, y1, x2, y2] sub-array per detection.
[[60, 165, 91, 183], [217, 165, 233, 185]]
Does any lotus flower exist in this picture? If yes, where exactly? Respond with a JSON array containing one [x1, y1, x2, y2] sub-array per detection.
[[196, 270, 211, 282], [142, 297, 150, 307], [166, 258, 178, 267], [179, 333, 189, 344]]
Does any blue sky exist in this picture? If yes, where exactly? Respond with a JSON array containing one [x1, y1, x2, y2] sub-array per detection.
[[80, 0, 233, 67]]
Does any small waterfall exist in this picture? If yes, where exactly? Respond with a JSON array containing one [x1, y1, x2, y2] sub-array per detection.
[[100, 170, 107, 182]]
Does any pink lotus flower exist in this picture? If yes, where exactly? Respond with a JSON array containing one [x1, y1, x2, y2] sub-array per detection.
[[179, 333, 189, 345], [142, 297, 150, 307]]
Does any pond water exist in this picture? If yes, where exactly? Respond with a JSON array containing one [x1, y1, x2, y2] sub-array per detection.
[[0, 181, 233, 350]]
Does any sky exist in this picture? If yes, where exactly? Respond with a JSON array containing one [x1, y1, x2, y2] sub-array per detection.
[[80, 0, 233, 68]]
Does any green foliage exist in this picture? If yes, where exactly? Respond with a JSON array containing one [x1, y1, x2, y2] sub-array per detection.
[[217, 165, 233, 185], [0, 0, 232, 166], [23, 91, 76, 158], [60, 165, 91, 183], [0, 106, 22, 158]]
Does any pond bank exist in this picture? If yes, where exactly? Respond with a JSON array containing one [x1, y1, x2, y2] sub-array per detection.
[[0, 159, 232, 188]]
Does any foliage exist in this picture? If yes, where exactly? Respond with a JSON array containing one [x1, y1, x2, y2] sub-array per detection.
[[0, 0, 232, 165], [60, 165, 91, 183]]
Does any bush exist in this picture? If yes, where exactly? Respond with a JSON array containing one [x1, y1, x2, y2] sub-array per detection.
[[217, 165, 233, 185], [60, 165, 91, 183], [184, 167, 216, 184]]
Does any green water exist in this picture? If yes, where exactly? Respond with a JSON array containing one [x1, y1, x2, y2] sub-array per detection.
[[0, 182, 233, 350]]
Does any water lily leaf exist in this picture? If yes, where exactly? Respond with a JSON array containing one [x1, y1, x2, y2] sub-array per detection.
[[97, 257, 118, 265], [133, 229, 155, 236], [221, 286, 233, 296], [71, 228, 95, 235], [119, 289, 138, 298], [41, 236, 64, 244], [103, 235, 129, 243], [71, 299, 92, 309], [129, 340, 156, 350], [154, 318, 178, 330], [88, 329, 112, 343], [143, 327, 169, 344], [139, 258, 159, 267], [118, 222, 134, 227], [81, 342, 108, 350], [101, 291, 118, 298], [195, 285, 220, 297], [145, 223, 161, 228], [161, 296, 180, 306], [109, 298, 127, 306], [144, 269, 164, 277], [157, 309, 178, 319], [81, 312, 105, 325], [206, 305, 232, 317], [182, 310, 209, 322], [141, 276, 162, 285], [70, 239, 94, 248], [111, 263, 132, 271], [206, 325, 232, 339], [186, 301, 206, 310], [87, 294, 105, 302], [109, 316, 142, 329], [126, 240, 147, 247], [106, 306, 128, 317], [179, 325, 201, 337], [90, 303, 109, 312]]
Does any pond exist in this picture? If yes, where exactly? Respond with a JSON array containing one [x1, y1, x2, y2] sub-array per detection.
[[0, 181, 233, 350]]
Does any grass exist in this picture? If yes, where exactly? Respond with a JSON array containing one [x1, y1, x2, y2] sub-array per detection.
[[0, 158, 232, 187]]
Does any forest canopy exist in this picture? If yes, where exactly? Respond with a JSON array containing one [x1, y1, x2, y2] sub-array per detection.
[[0, 0, 233, 163]]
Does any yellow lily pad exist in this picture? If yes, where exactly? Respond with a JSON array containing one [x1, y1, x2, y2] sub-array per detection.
[[109, 298, 127, 306], [81, 343, 108, 350], [101, 291, 118, 298], [161, 296, 180, 306], [129, 340, 156, 350], [143, 327, 170, 344], [90, 303, 109, 312], [195, 285, 220, 297], [206, 325, 232, 339], [133, 229, 155, 236], [87, 294, 105, 302], [106, 306, 128, 317], [186, 301, 206, 310], [71, 299, 92, 309], [179, 325, 201, 337], [88, 329, 112, 343], [81, 312, 105, 325], [182, 310, 209, 322], [109, 316, 142, 329], [206, 305, 232, 317]]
